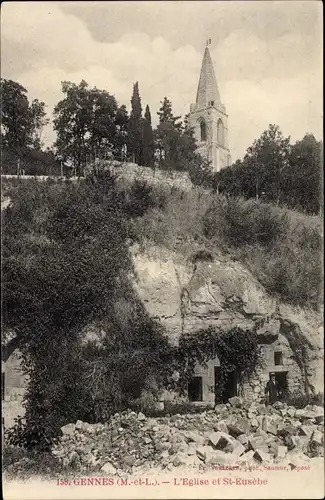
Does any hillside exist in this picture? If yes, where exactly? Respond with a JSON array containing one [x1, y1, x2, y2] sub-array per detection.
[[1, 165, 323, 457], [1, 165, 322, 311]]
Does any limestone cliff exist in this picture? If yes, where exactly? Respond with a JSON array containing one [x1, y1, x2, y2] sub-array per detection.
[[131, 242, 323, 394]]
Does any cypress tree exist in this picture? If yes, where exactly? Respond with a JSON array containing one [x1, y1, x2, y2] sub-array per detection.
[[127, 82, 143, 164], [142, 104, 154, 167]]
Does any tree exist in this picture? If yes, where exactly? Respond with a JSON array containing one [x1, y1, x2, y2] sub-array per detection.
[[115, 105, 129, 161], [155, 97, 184, 170], [211, 127, 322, 214], [1, 175, 131, 444], [244, 124, 291, 204], [212, 125, 291, 203], [142, 105, 154, 168], [284, 134, 322, 214], [1, 79, 48, 159], [2, 175, 176, 448], [127, 82, 143, 164], [29, 99, 49, 150], [53, 81, 128, 176], [157, 97, 182, 128], [154, 96, 207, 174]]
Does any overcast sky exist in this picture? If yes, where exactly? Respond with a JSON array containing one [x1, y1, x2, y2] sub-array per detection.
[[1, 1, 323, 161]]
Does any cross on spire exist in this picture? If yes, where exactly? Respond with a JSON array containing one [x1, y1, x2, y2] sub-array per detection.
[[206, 38, 212, 46]]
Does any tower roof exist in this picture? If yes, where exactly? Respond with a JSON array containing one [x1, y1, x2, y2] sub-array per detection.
[[195, 46, 221, 108]]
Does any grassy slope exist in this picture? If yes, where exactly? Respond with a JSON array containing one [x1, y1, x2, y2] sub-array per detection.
[[131, 185, 322, 310], [2, 176, 322, 310]]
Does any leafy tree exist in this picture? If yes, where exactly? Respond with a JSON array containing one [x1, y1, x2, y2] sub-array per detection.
[[1, 148, 61, 176], [211, 126, 322, 214], [115, 104, 129, 161], [284, 134, 322, 214], [240, 124, 290, 203], [1, 79, 48, 162], [28, 99, 49, 151], [142, 105, 154, 167], [53, 80, 93, 174], [53, 80, 128, 176], [127, 82, 143, 164]]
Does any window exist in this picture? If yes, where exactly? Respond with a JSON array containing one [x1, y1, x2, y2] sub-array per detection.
[[1, 373, 4, 401], [200, 120, 207, 142], [217, 118, 224, 146], [188, 376, 203, 402], [209, 100, 215, 107], [274, 351, 283, 366]]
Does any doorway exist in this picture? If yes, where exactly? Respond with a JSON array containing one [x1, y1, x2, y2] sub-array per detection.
[[215, 367, 237, 403], [188, 376, 203, 402], [274, 371, 288, 399]]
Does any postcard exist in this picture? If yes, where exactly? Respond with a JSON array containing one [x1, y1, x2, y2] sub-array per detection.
[[1, 1, 323, 499]]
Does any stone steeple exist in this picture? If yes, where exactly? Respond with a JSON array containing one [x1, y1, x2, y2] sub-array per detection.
[[196, 46, 221, 109], [189, 41, 231, 172]]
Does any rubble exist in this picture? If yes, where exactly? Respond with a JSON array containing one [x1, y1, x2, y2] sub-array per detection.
[[50, 402, 324, 474]]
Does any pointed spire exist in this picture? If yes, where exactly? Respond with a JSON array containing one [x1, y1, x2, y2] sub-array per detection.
[[196, 45, 221, 108]]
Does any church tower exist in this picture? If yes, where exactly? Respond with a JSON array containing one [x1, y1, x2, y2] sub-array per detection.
[[189, 41, 231, 172]]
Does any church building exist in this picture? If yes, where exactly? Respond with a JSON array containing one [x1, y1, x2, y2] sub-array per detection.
[[189, 41, 231, 172]]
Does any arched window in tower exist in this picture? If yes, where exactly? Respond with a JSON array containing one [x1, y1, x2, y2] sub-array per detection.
[[217, 119, 224, 146], [200, 120, 207, 142]]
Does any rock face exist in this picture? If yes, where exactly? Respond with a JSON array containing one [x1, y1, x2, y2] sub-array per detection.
[[131, 244, 323, 400], [50, 401, 324, 475], [132, 245, 277, 343]]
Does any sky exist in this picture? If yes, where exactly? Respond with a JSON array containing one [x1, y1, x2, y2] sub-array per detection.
[[1, 0, 323, 161]]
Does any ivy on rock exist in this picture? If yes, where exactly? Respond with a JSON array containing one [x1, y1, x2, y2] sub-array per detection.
[[175, 326, 263, 399]]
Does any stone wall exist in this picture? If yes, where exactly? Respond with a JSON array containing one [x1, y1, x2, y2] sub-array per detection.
[[108, 162, 193, 192], [241, 332, 304, 403], [2, 162, 195, 193], [171, 333, 305, 407], [2, 350, 27, 429]]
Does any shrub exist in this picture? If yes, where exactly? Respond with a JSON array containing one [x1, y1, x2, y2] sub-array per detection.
[[2, 446, 27, 468], [203, 195, 322, 309], [2, 174, 176, 450], [2, 446, 66, 479], [123, 179, 167, 218], [5, 416, 60, 452], [132, 185, 213, 257], [204, 196, 290, 248], [285, 390, 324, 409]]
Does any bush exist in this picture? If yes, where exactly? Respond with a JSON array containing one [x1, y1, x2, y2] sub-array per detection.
[[285, 391, 324, 409], [5, 416, 59, 452], [2, 446, 66, 479], [132, 185, 213, 257], [203, 196, 322, 309], [2, 446, 27, 468], [123, 180, 167, 218], [204, 196, 290, 248], [2, 175, 176, 450]]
